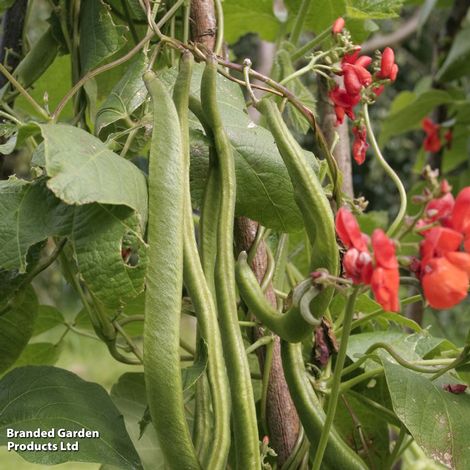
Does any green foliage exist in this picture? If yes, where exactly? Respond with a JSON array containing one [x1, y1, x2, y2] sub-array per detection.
[[436, 26, 470, 83], [0, 287, 38, 374], [223, 0, 281, 43], [0, 366, 142, 469], [384, 361, 470, 470], [110, 373, 164, 470], [380, 90, 455, 144], [79, 0, 127, 73], [345, 0, 404, 19]]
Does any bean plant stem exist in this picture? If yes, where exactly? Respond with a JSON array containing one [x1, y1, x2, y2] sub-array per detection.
[[0, 63, 49, 119], [363, 103, 407, 237], [290, 0, 313, 46], [312, 286, 359, 470], [214, 0, 224, 55], [291, 27, 332, 61]]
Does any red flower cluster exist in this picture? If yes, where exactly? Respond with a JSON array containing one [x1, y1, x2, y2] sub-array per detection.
[[421, 117, 453, 152], [417, 187, 470, 309], [336, 208, 400, 311]]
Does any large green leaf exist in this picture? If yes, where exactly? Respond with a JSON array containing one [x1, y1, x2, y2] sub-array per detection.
[[0, 179, 147, 308], [384, 361, 470, 470], [223, 0, 281, 43], [189, 64, 319, 232], [32, 305, 65, 336], [436, 26, 470, 83], [11, 342, 63, 368], [345, 0, 404, 19], [95, 53, 148, 136], [0, 179, 71, 272], [110, 373, 164, 470], [0, 366, 142, 469], [0, 287, 38, 374], [347, 331, 449, 370], [39, 124, 148, 224], [380, 90, 455, 144], [71, 204, 148, 309], [79, 0, 127, 72]]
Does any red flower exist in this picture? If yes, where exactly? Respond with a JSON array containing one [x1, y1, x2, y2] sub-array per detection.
[[417, 187, 470, 309], [332, 17, 345, 34], [422, 117, 441, 152], [352, 126, 368, 165], [424, 192, 454, 225], [336, 208, 368, 251], [329, 86, 360, 125], [371, 266, 400, 312], [422, 257, 468, 309], [377, 47, 398, 81], [336, 210, 400, 311]]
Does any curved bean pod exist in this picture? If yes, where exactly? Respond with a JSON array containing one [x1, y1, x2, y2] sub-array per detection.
[[281, 341, 368, 470], [173, 52, 231, 470], [256, 98, 339, 319], [236, 251, 318, 342], [143, 70, 201, 470], [201, 57, 261, 469]]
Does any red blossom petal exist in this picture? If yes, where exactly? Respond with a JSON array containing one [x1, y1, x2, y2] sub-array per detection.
[[422, 257, 469, 309], [352, 126, 368, 165], [377, 47, 395, 79], [372, 229, 398, 269], [425, 193, 455, 223], [355, 56, 372, 68], [335, 208, 368, 251], [445, 251, 470, 276], [420, 227, 463, 261], [370, 267, 400, 312], [343, 66, 363, 95], [451, 187, 470, 234]]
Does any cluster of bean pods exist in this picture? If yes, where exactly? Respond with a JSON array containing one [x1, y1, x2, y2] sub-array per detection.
[[143, 54, 366, 470]]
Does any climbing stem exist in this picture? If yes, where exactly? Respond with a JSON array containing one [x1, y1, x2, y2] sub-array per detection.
[[363, 103, 407, 237], [312, 286, 359, 470]]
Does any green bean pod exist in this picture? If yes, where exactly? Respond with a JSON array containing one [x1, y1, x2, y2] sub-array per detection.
[[173, 52, 231, 470], [236, 251, 316, 342], [14, 27, 59, 89], [281, 341, 368, 470], [201, 57, 261, 469], [256, 98, 339, 319], [143, 70, 201, 470]]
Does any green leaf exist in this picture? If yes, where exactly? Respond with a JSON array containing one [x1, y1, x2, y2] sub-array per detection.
[[442, 127, 470, 173], [71, 204, 148, 309], [79, 0, 127, 72], [32, 305, 65, 336], [0, 287, 38, 374], [95, 53, 148, 136], [380, 90, 455, 144], [189, 64, 319, 232], [0, 366, 142, 469], [357, 210, 389, 235], [14, 55, 74, 119], [0, 179, 146, 308], [39, 123, 148, 224], [11, 342, 63, 367], [334, 393, 390, 467], [285, 0, 345, 33], [347, 331, 446, 369], [345, 0, 404, 19], [110, 373, 164, 470], [0, 179, 71, 271], [436, 26, 470, 83], [384, 361, 470, 470], [223, 0, 281, 43]]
